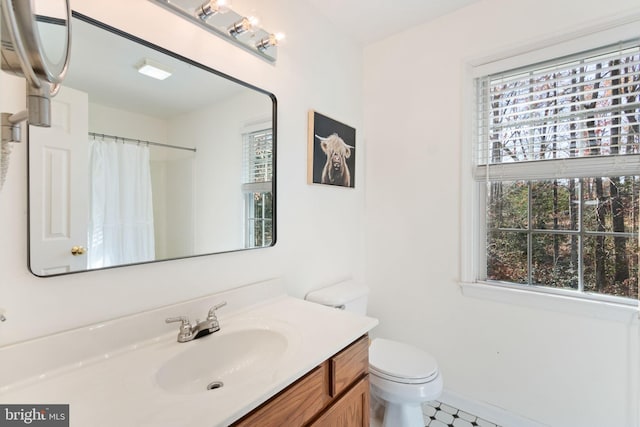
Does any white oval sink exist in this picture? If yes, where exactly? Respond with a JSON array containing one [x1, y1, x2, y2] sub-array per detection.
[[155, 328, 289, 394]]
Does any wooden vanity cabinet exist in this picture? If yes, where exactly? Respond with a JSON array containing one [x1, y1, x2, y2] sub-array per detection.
[[232, 334, 370, 427]]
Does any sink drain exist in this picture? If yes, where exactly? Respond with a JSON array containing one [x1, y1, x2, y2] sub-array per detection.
[[207, 381, 224, 391]]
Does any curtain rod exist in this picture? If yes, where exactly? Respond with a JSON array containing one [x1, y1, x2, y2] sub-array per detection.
[[89, 132, 196, 153]]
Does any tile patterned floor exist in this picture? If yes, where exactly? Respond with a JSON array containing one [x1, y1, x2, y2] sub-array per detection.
[[423, 401, 502, 427]]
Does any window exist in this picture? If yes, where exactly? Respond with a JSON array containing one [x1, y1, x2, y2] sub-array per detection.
[[474, 41, 640, 303], [242, 127, 273, 248]]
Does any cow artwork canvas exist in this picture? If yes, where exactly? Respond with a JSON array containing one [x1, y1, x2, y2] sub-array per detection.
[[307, 110, 356, 188]]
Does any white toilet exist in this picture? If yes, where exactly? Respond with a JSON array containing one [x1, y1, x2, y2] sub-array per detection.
[[305, 281, 443, 427]]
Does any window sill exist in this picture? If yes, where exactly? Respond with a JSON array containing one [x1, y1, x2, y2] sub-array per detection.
[[459, 281, 639, 323]]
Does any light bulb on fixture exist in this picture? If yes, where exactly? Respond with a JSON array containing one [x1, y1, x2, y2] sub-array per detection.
[[228, 15, 258, 37], [256, 32, 285, 51], [196, 0, 232, 20], [197, 1, 217, 20]]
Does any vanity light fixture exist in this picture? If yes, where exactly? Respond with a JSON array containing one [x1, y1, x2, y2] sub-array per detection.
[[149, 0, 282, 62], [136, 59, 172, 80]]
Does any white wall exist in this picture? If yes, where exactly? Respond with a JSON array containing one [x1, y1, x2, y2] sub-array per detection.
[[88, 102, 168, 145], [0, 0, 364, 344], [154, 156, 195, 259], [363, 1, 640, 426]]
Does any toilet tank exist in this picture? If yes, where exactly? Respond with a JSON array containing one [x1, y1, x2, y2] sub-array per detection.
[[305, 280, 369, 315]]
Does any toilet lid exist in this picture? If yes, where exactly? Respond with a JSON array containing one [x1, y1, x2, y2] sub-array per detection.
[[369, 338, 439, 384]]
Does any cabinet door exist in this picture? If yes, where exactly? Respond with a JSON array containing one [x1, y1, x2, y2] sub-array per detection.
[[310, 375, 370, 427]]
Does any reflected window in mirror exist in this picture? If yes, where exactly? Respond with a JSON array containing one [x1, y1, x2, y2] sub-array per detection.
[[242, 123, 273, 248]]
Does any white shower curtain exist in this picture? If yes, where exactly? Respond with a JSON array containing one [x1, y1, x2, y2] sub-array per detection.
[[88, 139, 155, 268]]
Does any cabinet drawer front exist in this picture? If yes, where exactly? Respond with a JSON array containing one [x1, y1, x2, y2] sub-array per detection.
[[233, 362, 330, 427], [330, 335, 369, 397]]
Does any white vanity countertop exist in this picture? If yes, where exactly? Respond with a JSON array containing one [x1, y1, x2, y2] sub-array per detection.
[[0, 281, 378, 427]]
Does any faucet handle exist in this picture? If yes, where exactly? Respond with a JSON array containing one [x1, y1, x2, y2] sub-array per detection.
[[203, 302, 227, 334], [207, 301, 227, 319], [166, 316, 195, 342]]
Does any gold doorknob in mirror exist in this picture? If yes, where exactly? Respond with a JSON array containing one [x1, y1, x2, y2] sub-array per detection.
[[71, 246, 86, 256]]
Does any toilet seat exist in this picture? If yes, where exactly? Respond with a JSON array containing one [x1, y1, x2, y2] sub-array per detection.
[[369, 338, 439, 384]]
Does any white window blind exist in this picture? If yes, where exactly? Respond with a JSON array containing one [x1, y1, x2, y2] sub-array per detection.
[[474, 40, 640, 182], [242, 128, 273, 192]]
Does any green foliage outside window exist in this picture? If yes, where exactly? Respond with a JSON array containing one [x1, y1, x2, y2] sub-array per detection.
[[487, 178, 639, 298]]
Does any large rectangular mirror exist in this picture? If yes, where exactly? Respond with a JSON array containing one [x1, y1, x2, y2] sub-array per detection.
[[28, 12, 276, 276]]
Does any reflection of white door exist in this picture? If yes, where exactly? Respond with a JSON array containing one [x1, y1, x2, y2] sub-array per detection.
[[29, 86, 88, 275]]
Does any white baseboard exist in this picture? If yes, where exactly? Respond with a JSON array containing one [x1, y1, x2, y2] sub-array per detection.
[[440, 389, 550, 427]]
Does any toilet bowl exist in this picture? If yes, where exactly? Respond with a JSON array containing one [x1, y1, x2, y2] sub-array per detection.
[[305, 281, 443, 427], [369, 338, 443, 427]]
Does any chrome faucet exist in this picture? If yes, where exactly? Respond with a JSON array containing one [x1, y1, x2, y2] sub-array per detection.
[[166, 301, 227, 343]]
